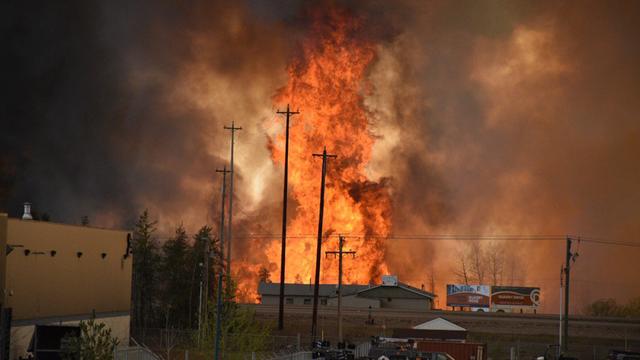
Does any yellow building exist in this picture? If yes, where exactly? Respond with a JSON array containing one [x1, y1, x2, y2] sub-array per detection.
[[0, 212, 132, 359]]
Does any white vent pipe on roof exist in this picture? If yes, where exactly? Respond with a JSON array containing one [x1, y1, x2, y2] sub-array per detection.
[[22, 202, 33, 220]]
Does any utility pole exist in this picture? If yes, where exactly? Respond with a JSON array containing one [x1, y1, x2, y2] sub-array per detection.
[[562, 236, 579, 353], [201, 233, 211, 341], [214, 167, 230, 360], [311, 147, 336, 341], [197, 269, 203, 345], [224, 122, 242, 297], [325, 235, 356, 344], [558, 264, 564, 357], [276, 104, 299, 330]]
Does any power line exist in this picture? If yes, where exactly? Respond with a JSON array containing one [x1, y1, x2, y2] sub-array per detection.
[[228, 234, 640, 248], [150, 234, 640, 248]]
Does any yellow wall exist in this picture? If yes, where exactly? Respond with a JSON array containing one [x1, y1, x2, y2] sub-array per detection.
[[3, 218, 132, 320]]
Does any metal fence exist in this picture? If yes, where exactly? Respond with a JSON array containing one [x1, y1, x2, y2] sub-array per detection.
[[131, 328, 316, 359], [115, 346, 162, 360], [264, 351, 313, 360], [353, 342, 372, 358]]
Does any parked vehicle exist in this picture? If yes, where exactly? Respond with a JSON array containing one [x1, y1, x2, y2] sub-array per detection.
[[607, 350, 640, 360], [535, 345, 578, 360], [358, 337, 455, 360]]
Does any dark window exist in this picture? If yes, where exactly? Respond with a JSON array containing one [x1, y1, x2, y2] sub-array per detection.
[[303, 298, 312, 305], [286, 298, 293, 304], [321, 298, 328, 305]]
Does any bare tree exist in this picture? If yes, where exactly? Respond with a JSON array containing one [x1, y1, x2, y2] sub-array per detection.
[[453, 249, 471, 285], [486, 241, 505, 286], [469, 241, 486, 284], [428, 263, 436, 294]]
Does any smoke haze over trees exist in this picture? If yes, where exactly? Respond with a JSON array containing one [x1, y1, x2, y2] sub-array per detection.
[[3, 0, 640, 311]]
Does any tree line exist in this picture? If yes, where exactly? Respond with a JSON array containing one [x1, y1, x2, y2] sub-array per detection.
[[584, 297, 640, 318], [129, 210, 270, 357], [453, 240, 522, 286], [131, 210, 220, 334]]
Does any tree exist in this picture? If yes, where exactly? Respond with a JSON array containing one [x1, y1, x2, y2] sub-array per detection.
[[453, 249, 470, 285], [131, 210, 160, 337], [189, 226, 217, 329], [486, 242, 505, 286], [202, 280, 272, 359], [584, 298, 621, 317], [454, 241, 509, 285], [61, 319, 119, 360], [161, 224, 191, 328], [258, 266, 271, 284], [585, 297, 640, 317], [468, 241, 486, 284]]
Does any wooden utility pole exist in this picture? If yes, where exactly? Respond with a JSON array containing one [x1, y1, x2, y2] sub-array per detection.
[[214, 167, 230, 360], [558, 265, 563, 356], [562, 236, 577, 353], [201, 235, 209, 341], [311, 147, 336, 341], [325, 235, 356, 344], [276, 104, 299, 330], [224, 122, 242, 296]]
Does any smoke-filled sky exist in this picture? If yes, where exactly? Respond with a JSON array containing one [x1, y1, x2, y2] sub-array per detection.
[[3, 0, 640, 311]]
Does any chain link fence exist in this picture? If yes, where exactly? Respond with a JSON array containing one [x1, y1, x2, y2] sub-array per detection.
[[131, 328, 318, 360]]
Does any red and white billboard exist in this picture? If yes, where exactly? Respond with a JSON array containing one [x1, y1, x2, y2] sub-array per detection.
[[490, 286, 540, 307]]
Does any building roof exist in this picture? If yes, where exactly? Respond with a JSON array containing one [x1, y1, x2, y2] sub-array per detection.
[[413, 317, 466, 331], [357, 282, 436, 299], [258, 281, 435, 300], [258, 282, 369, 298]]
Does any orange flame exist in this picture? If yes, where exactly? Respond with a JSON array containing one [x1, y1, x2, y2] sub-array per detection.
[[265, 7, 391, 287]]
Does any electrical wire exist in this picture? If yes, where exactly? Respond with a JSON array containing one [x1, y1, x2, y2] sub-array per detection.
[[227, 233, 640, 248]]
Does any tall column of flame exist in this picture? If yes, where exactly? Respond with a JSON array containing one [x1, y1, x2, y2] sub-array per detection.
[[267, 7, 391, 286]]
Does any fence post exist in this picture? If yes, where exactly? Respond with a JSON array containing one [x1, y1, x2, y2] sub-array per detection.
[[510, 347, 516, 360], [251, 351, 256, 360], [296, 333, 300, 351], [185, 349, 189, 360]]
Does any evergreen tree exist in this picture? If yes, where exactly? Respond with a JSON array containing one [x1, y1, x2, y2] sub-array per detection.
[[202, 279, 272, 359], [161, 224, 191, 328], [61, 319, 119, 360], [132, 210, 160, 336], [188, 226, 217, 328]]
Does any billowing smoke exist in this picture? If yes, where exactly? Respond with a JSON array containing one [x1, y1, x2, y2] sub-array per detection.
[[3, 0, 639, 311]]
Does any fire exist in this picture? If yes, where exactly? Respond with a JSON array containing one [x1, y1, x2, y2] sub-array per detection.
[[265, 7, 392, 287]]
